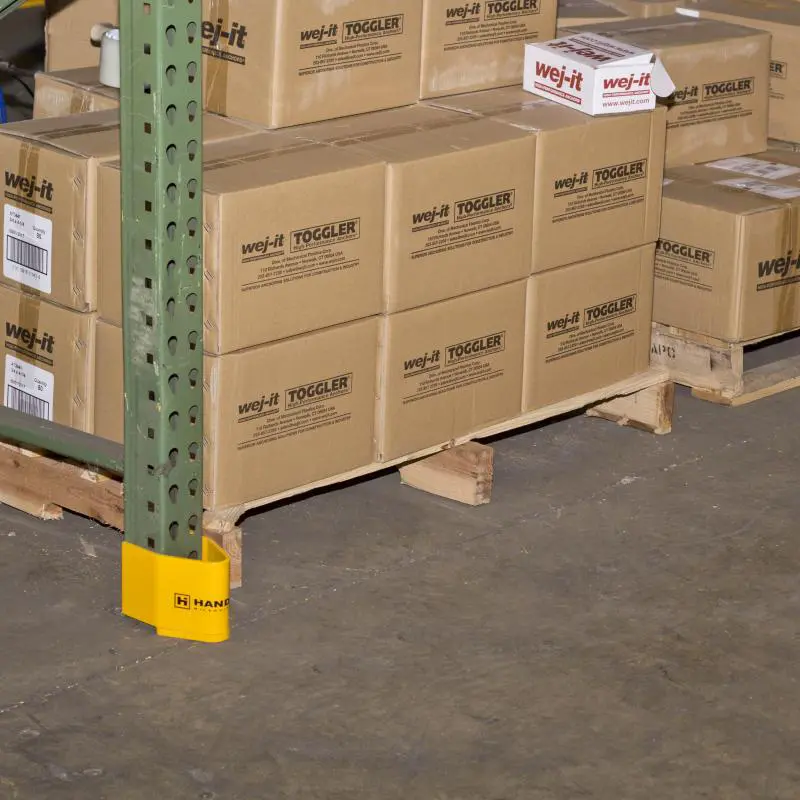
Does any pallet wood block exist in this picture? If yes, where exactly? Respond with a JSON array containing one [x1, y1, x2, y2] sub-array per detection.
[[205, 524, 243, 590], [652, 322, 800, 406], [399, 442, 494, 506], [587, 381, 675, 435]]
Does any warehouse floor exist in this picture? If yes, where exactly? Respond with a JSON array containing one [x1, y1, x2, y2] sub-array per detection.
[[1, 378, 800, 799]]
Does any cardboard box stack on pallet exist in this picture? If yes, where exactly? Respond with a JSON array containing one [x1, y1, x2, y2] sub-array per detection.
[[4, 0, 797, 510], [562, 0, 800, 402]]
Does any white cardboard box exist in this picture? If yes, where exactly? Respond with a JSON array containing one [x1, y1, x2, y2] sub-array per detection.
[[523, 33, 674, 115]]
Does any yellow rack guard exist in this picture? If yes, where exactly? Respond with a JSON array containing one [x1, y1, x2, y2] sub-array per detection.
[[122, 537, 230, 643]]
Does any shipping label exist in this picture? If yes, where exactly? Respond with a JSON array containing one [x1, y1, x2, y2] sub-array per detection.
[[715, 177, 800, 201], [3, 204, 53, 294], [707, 157, 800, 181], [4, 354, 54, 422]]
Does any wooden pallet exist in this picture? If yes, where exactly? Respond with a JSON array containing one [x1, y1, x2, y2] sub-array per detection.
[[651, 323, 800, 407], [0, 368, 673, 586]]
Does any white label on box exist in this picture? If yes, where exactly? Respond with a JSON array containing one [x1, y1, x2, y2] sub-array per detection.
[[663, 178, 674, 186], [715, 177, 800, 200], [4, 354, 54, 421], [707, 157, 800, 181], [3, 204, 53, 294], [675, 8, 700, 17]]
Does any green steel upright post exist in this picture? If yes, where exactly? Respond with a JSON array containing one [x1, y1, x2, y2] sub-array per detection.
[[119, 0, 204, 559]]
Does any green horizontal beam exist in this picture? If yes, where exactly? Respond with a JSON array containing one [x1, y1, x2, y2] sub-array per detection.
[[0, 0, 27, 21], [0, 407, 124, 474]]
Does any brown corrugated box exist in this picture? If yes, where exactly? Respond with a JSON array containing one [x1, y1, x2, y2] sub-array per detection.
[[45, 0, 116, 71], [0, 285, 93, 431], [98, 132, 386, 352], [300, 116, 536, 311], [378, 280, 526, 461], [33, 68, 119, 119], [420, 0, 557, 99], [557, 0, 629, 31], [566, 16, 770, 166], [524, 244, 655, 410], [656, 152, 800, 341], [0, 111, 254, 314], [0, 111, 121, 313], [676, 0, 800, 144], [202, 0, 423, 128], [95, 317, 380, 509], [290, 104, 468, 145], [428, 87, 666, 272]]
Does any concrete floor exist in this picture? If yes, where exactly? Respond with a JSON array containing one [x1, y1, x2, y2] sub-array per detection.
[[1, 384, 800, 799]]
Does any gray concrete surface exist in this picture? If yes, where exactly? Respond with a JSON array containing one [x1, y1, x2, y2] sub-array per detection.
[[1, 385, 799, 799]]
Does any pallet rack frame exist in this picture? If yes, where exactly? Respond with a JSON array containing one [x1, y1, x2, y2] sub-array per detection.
[[0, 0, 227, 642]]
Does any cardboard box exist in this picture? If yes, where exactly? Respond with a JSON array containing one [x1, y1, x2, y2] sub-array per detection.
[[0, 111, 254, 315], [95, 316, 380, 508], [570, 16, 771, 166], [523, 32, 674, 115], [0, 285, 94, 431], [420, 0, 557, 99], [309, 118, 536, 312], [378, 280, 526, 461], [428, 87, 666, 272], [656, 152, 800, 341], [98, 133, 386, 353], [524, 244, 654, 410], [676, 0, 800, 144], [291, 104, 468, 145], [33, 68, 119, 119], [607, 0, 679, 16], [45, 0, 116, 71], [557, 0, 629, 31], [202, 0, 423, 128]]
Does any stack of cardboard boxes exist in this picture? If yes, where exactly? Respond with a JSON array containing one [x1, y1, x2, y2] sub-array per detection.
[[560, 4, 800, 355], [8, 0, 799, 509]]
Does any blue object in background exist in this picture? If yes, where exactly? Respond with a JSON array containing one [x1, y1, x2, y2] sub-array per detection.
[[0, 89, 7, 124]]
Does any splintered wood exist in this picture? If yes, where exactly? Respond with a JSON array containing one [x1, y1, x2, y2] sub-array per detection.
[[0, 444, 243, 589], [651, 323, 800, 406]]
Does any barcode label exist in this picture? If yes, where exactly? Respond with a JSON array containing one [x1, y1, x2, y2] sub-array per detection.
[[6, 236, 48, 275], [4, 355, 54, 422], [6, 385, 50, 420], [3, 204, 53, 293]]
